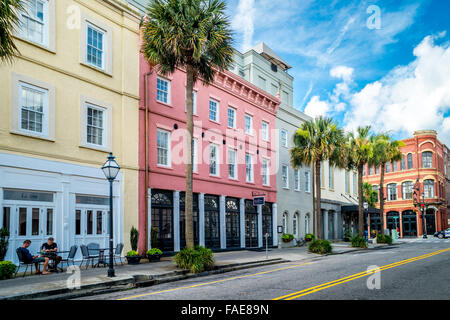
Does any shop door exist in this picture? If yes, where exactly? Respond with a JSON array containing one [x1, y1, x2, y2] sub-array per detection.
[[402, 212, 417, 237], [245, 213, 258, 248], [74, 208, 108, 258], [425, 213, 436, 235], [152, 207, 174, 252]]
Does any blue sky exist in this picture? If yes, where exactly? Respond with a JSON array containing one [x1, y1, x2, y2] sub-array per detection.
[[227, 0, 450, 144]]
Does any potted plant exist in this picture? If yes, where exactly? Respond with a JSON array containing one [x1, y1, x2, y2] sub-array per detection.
[[343, 229, 351, 242], [146, 248, 163, 262], [305, 233, 315, 242], [281, 233, 295, 243], [125, 250, 142, 265]]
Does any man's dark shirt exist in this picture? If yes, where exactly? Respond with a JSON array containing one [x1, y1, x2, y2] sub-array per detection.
[[41, 242, 58, 251], [19, 247, 33, 263]]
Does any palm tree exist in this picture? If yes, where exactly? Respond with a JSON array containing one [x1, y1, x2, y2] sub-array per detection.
[[142, 0, 233, 250], [346, 126, 373, 237], [0, 0, 24, 63], [291, 117, 345, 240], [363, 182, 378, 209], [370, 134, 405, 234]]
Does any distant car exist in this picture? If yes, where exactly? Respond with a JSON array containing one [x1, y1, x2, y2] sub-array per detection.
[[433, 228, 450, 239]]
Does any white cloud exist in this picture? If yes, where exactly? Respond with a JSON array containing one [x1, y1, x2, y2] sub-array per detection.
[[231, 0, 256, 51], [330, 66, 354, 82], [345, 35, 450, 144], [304, 96, 331, 118]]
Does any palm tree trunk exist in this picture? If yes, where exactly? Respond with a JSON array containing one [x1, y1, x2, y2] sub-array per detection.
[[315, 161, 322, 240], [358, 164, 364, 237], [379, 162, 386, 235], [185, 64, 195, 249], [312, 165, 316, 236]]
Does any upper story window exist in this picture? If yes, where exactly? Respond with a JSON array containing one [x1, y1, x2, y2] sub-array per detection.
[[86, 23, 105, 70], [262, 159, 270, 186], [372, 185, 379, 202], [400, 155, 406, 170], [228, 148, 237, 179], [185, 91, 197, 115], [402, 181, 413, 200], [362, 165, 366, 176], [385, 162, 391, 173], [282, 165, 289, 189], [157, 129, 170, 166], [352, 173, 357, 195], [157, 78, 170, 104], [20, 0, 49, 46], [245, 114, 253, 134], [407, 153, 413, 169], [345, 171, 350, 194], [227, 107, 236, 128], [329, 166, 334, 189], [261, 121, 269, 141], [86, 104, 105, 147], [305, 171, 311, 192], [245, 153, 254, 182], [369, 166, 373, 175], [392, 161, 397, 172], [422, 152, 433, 168], [387, 183, 397, 201], [209, 144, 219, 176], [19, 82, 48, 136], [294, 169, 301, 191], [424, 179, 435, 198], [375, 166, 380, 174], [281, 129, 288, 147], [209, 99, 219, 122]]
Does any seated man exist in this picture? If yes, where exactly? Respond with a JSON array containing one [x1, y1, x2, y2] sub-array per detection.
[[41, 237, 62, 271], [19, 240, 50, 275]]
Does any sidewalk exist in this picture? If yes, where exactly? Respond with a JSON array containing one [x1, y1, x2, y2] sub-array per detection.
[[0, 244, 381, 300]]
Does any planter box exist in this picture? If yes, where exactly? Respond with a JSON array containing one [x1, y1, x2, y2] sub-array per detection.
[[147, 254, 161, 262], [305, 238, 312, 242], [126, 256, 142, 265], [282, 239, 293, 243]]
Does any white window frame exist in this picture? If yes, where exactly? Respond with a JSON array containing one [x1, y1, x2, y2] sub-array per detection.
[[281, 129, 288, 148], [227, 107, 236, 129], [86, 22, 106, 70], [18, 81, 49, 137], [261, 121, 269, 141], [157, 77, 171, 105], [282, 165, 289, 189], [305, 171, 311, 193], [157, 128, 171, 167], [209, 99, 219, 123], [387, 184, 397, 201], [209, 144, 220, 177], [192, 138, 198, 173], [20, 0, 50, 47], [185, 90, 197, 115], [245, 153, 254, 183], [245, 114, 253, 135], [85, 103, 107, 148], [262, 158, 270, 186], [228, 148, 237, 179], [294, 169, 301, 191]]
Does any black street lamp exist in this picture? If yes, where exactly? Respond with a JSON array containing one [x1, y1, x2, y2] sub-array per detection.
[[420, 192, 428, 239], [101, 153, 120, 277]]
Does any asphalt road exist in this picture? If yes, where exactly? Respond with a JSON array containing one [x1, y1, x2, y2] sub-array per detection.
[[76, 239, 450, 300]]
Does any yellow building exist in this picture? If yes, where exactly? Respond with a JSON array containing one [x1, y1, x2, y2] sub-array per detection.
[[0, 0, 141, 262]]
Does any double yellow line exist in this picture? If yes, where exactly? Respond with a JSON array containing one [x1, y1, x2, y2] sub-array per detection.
[[274, 248, 450, 300], [118, 261, 312, 300]]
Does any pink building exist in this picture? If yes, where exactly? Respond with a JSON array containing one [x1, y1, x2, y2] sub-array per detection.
[[138, 54, 280, 253]]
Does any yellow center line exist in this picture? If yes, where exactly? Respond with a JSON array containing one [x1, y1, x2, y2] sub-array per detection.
[[274, 248, 450, 300], [117, 261, 313, 300]]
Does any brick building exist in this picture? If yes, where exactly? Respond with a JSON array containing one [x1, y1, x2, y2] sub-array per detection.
[[363, 130, 448, 238]]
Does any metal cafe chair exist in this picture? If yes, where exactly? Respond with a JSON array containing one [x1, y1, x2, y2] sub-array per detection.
[[59, 245, 78, 270], [79, 244, 99, 269], [15, 248, 42, 278]]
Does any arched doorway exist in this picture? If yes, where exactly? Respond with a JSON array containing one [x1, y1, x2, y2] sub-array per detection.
[[293, 212, 299, 241], [387, 211, 400, 235], [245, 200, 258, 248], [328, 210, 335, 239], [262, 203, 273, 247], [225, 198, 240, 249], [151, 190, 174, 252], [402, 210, 417, 237], [204, 195, 220, 249], [305, 213, 310, 235], [425, 208, 436, 235]]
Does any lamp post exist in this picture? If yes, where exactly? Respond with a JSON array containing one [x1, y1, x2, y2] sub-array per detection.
[[420, 192, 428, 239], [101, 153, 120, 277]]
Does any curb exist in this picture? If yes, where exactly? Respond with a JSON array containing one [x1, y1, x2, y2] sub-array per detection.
[[329, 242, 402, 255], [1, 258, 287, 300]]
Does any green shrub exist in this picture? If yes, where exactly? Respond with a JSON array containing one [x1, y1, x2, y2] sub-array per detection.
[[0, 261, 16, 280], [305, 233, 315, 241], [151, 227, 158, 249], [126, 250, 139, 257], [282, 234, 295, 241], [0, 228, 10, 261], [130, 226, 138, 251], [350, 235, 367, 248], [174, 246, 215, 273], [376, 234, 393, 245], [146, 248, 163, 256], [308, 240, 332, 254]]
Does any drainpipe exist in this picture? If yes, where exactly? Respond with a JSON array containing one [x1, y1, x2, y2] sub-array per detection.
[[144, 69, 153, 251]]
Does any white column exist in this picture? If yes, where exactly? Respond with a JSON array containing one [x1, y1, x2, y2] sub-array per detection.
[[147, 188, 152, 249], [61, 179, 70, 251], [272, 203, 278, 247], [240, 198, 245, 248], [173, 191, 180, 252], [323, 210, 329, 240], [257, 204, 263, 247], [220, 195, 226, 249], [334, 211, 339, 240], [199, 193, 205, 247]]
